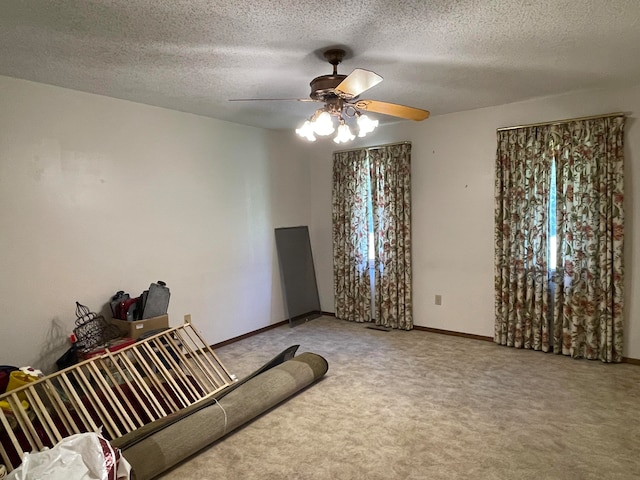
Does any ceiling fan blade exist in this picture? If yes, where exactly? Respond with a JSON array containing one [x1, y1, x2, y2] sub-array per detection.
[[335, 69, 383, 98], [229, 98, 317, 102], [354, 100, 430, 121]]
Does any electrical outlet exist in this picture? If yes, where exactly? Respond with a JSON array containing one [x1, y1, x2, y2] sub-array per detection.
[[435, 294, 442, 306]]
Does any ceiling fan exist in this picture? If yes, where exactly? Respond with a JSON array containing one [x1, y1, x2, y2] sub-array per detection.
[[229, 48, 430, 143]]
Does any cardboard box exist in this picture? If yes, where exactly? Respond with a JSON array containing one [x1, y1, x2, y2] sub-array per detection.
[[111, 315, 169, 340]]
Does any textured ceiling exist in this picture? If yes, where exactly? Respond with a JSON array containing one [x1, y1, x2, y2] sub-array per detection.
[[1, 1, 640, 130]]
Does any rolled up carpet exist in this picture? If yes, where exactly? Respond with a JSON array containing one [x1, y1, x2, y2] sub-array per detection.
[[112, 347, 328, 479]]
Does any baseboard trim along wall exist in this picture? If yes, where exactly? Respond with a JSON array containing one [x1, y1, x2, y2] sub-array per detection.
[[209, 312, 335, 349], [210, 320, 288, 349], [413, 325, 640, 364], [413, 325, 493, 342]]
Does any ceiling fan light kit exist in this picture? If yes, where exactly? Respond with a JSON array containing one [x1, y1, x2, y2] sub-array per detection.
[[295, 105, 371, 143], [232, 48, 430, 144], [295, 100, 380, 143]]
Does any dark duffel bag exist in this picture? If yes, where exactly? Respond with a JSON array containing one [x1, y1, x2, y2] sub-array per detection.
[[0, 365, 19, 394]]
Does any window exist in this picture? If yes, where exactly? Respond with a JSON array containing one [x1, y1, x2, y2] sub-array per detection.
[[495, 115, 624, 361], [366, 170, 375, 261], [332, 142, 413, 329]]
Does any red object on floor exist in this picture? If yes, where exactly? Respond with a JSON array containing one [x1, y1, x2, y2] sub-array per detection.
[[80, 337, 136, 359]]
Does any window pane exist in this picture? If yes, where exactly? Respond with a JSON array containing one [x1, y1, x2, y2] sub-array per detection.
[[368, 231, 374, 260], [366, 166, 375, 261], [549, 159, 556, 270]]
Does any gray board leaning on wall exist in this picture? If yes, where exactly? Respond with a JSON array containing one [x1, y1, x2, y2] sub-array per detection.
[[275, 226, 322, 326]]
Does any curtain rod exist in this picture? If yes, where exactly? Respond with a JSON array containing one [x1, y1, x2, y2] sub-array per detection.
[[496, 112, 626, 132], [333, 141, 411, 154]]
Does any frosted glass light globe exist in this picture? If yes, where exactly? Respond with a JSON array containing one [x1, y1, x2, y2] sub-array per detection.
[[313, 111, 335, 136], [333, 123, 355, 144], [357, 114, 379, 137], [295, 120, 316, 141]]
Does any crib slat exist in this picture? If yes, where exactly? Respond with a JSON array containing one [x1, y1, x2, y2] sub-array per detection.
[[173, 329, 226, 387], [114, 352, 167, 418], [0, 423, 14, 472], [24, 387, 61, 445], [43, 378, 80, 436], [139, 341, 190, 408], [161, 333, 209, 394], [96, 358, 145, 429], [59, 372, 99, 432], [87, 362, 136, 433], [103, 352, 159, 422], [150, 335, 202, 402], [8, 393, 43, 451], [165, 332, 219, 392], [0, 409, 21, 467], [183, 317, 235, 381]]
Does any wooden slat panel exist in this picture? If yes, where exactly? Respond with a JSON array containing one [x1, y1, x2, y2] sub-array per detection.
[[96, 358, 145, 429], [0, 321, 235, 473], [0, 408, 21, 466], [24, 388, 60, 445], [150, 335, 202, 402], [43, 378, 80, 436], [8, 393, 42, 451]]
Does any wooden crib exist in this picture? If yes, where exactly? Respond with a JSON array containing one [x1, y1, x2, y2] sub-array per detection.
[[0, 318, 235, 473]]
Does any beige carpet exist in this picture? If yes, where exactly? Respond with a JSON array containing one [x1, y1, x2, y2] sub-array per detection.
[[160, 316, 640, 480]]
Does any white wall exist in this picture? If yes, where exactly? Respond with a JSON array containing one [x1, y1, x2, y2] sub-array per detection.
[[4, 72, 638, 367], [0, 75, 311, 369], [309, 84, 640, 360]]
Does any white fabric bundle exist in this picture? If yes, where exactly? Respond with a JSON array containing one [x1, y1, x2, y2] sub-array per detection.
[[7, 432, 131, 480]]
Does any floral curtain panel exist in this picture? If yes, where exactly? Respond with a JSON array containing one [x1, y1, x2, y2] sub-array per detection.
[[495, 115, 625, 362], [332, 149, 372, 323], [494, 127, 553, 351], [553, 116, 625, 362], [332, 143, 413, 330], [369, 144, 413, 330]]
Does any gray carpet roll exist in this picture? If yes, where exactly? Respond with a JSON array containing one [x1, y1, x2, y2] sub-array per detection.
[[117, 351, 328, 479]]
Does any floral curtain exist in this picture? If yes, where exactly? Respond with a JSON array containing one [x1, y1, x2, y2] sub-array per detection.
[[369, 144, 413, 330], [332, 149, 372, 323], [494, 126, 553, 351], [495, 115, 625, 362], [553, 116, 625, 362], [332, 143, 413, 329]]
